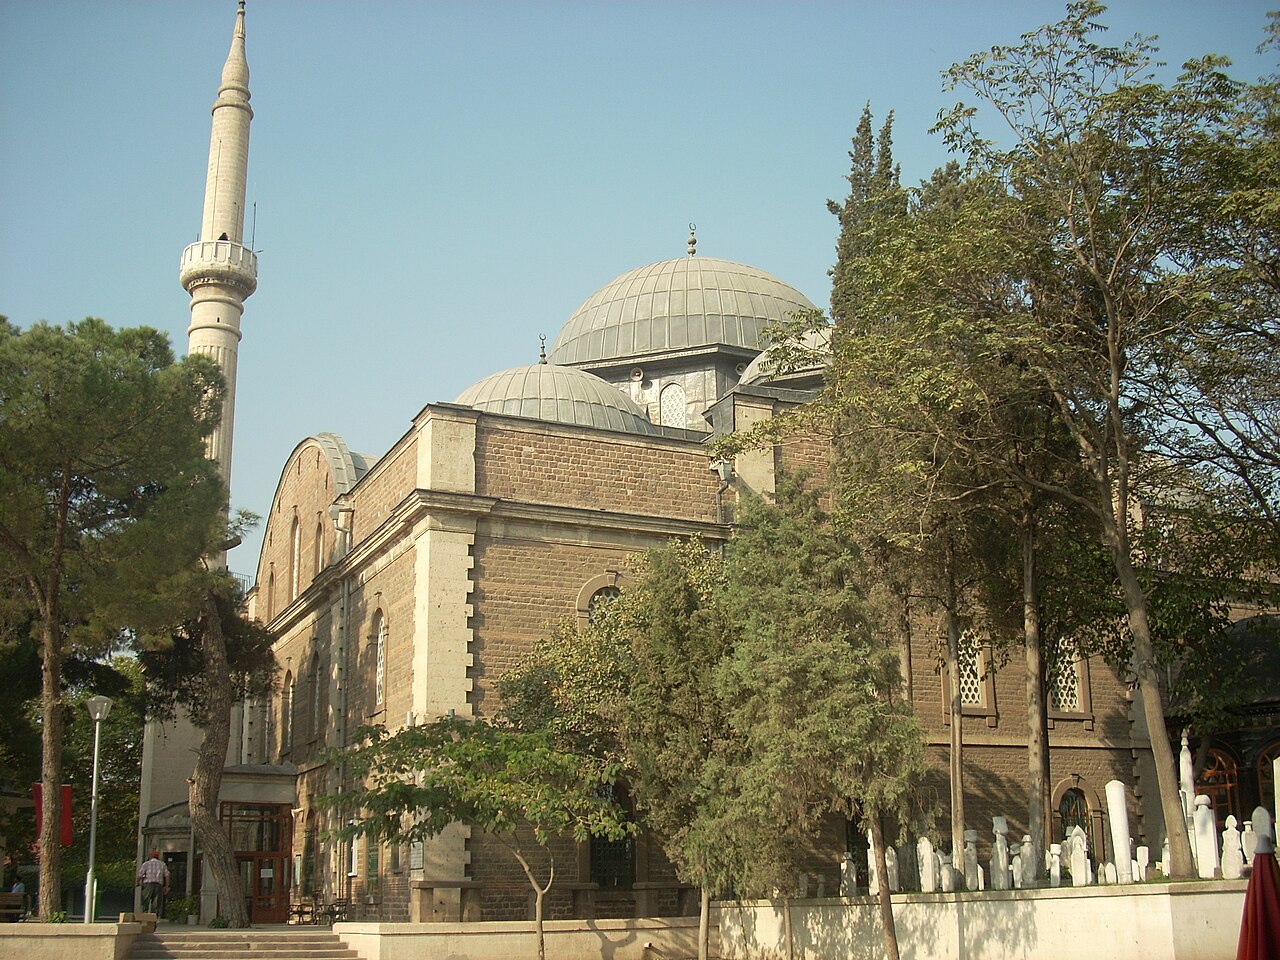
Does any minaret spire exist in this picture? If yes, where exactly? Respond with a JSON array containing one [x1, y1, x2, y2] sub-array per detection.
[[181, 0, 258, 554]]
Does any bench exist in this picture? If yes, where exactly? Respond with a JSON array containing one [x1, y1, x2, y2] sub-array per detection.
[[0, 892, 27, 922]]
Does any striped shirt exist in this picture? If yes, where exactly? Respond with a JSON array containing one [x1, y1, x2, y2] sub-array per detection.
[[137, 858, 169, 884]]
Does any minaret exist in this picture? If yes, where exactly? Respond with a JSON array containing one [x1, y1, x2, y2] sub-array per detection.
[[181, 0, 257, 517]]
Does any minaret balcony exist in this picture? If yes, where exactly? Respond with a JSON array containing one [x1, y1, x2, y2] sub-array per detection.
[[180, 239, 258, 296]]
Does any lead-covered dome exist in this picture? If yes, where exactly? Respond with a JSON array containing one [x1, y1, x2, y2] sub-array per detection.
[[548, 257, 817, 366], [455, 363, 659, 435]]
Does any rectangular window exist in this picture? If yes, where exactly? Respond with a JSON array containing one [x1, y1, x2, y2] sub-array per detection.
[[1048, 651, 1081, 712], [958, 633, 984, 706]]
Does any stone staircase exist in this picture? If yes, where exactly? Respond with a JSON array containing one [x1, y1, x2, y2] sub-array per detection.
[[127, 929, 361, 960]]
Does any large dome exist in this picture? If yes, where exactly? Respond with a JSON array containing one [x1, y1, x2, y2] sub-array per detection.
[[455, 363, 659, 435], [548, 257, 817, 366]]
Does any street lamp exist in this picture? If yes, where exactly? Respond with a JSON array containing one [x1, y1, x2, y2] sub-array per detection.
[[82, 695, 112, 924]]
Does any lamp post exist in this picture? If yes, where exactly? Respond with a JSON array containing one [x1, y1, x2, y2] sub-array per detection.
[[82, 695, 112, 923]]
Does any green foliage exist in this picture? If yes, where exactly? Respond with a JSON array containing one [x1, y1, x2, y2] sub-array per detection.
[[166, 895, 200, 921], [322, 714, 631, 871], [0, 317, 227, 644], [208, 915, 229, 928], [136, 574, 276, 727]]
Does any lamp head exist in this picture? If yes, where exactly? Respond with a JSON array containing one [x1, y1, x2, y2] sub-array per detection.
[[85, 695, 113, 722]]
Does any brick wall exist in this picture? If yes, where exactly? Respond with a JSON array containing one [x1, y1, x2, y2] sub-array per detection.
[[256, 438, 343, 621], [474, 422, 720, 523]]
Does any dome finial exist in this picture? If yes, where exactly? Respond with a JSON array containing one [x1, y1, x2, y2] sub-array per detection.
[[539, 334, 547, 364], [687, 223, 697, 257]]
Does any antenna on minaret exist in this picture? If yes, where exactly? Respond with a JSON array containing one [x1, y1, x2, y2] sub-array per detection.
[[251, 200, 257, 250], [687, 223, 697, 257]]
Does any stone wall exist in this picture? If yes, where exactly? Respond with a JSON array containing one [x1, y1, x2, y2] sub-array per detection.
[[718, 883, 1246, 960]]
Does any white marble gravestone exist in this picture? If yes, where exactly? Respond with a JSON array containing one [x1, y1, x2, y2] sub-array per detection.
[[991, 817, 1011, 891], [918, 837, 937, 893], [1105, 780, 1134, 883], [1221, 816, 1244, 880], [1193, 795, 1220, 879]]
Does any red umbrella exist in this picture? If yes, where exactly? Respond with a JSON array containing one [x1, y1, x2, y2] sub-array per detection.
[[1239, 813, 1280, 960]]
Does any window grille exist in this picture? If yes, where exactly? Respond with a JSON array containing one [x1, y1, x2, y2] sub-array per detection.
[[588, 586, 622, 625], [373, 613, 387, 706], [1048, 649, 1081, 712], [659, 382, 686, 427], [958, 632, 983, 705]]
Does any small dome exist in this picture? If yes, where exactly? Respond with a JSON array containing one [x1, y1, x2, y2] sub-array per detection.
[[455, 363, 659, 435], [549, 257, 816, 366], [738, 327, 832, 386]]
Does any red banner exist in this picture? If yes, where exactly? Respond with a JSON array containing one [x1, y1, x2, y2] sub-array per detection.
[[32, 783, 73, 846]]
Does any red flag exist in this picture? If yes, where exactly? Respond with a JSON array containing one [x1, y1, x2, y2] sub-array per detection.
[[32, 784, 74, 846]]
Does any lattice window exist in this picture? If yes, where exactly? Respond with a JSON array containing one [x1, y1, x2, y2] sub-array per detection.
[[1048, 648, 1081, 712], [958, 631, 984, 705], [659, 382, 686, 427], [588, 586, 622, 625], [373, 612, 387, 706]]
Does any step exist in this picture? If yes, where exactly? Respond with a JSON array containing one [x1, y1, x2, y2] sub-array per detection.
[[127, 931, 359, 960]]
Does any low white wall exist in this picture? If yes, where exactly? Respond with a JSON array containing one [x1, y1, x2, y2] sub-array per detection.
[[335, 915, 706, 960], [0, 922, 142, 960], [719, 882, 1246, 960]]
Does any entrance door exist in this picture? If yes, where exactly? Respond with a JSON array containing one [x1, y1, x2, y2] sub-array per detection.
[[221, 803, 293, 924], [238, 854, 287, 923]]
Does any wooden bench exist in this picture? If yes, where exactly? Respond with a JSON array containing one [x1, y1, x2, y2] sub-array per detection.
[[0, 892, 27, 922]]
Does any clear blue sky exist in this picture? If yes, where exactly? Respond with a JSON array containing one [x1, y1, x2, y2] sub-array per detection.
[[2, 1, 1273, 578]]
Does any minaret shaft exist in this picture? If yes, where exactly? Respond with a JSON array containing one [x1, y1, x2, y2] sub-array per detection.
[[183, 1, 257, 505]]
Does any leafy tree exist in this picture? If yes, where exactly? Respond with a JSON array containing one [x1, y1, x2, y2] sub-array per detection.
[[611, 541, 734, 960], [715, 480, 928, 960], [0, 318, 225, 917], [60, 659, 146, 896], [929, 0, 1280, 876], [324, 716, 630, 960], [136, 572, 275, 928], [828, 104, 903, 331]]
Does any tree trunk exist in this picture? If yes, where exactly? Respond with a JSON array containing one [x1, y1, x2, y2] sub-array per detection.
[[1021, 510, 1048, 880], [698, 886, 710, 960], [1111, 548, 1196, 878], [37, 615, 63, 919], [533, 884, 545, 960], [782, 895, 794, 960], [943, 538, 967, 881], [511, 845, 551, 960], [868, 813, 901, 960], [188, 593, 250, 927]]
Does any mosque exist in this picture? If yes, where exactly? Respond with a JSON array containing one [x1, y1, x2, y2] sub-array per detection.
[[138, 2, 1163, 924]]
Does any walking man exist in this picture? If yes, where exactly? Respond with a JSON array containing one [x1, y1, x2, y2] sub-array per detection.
[[136, 850, 170, 916]]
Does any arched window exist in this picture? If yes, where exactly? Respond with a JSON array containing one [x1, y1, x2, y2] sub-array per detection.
[[309, 652, 322, 742], [1057, 787, 1089, 841], [290, 515, 301, 601], [588, 586, 621, 625], [372, 611, 387, 708], [314, 520, 325, 575], [1258, 741, 1280, 808], [266, 568, 276, 620], [281, 671, 293, 754], [1197, 746, 1240, 831], [659, 382, 686, 428], [261, 696, 275, 761]]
